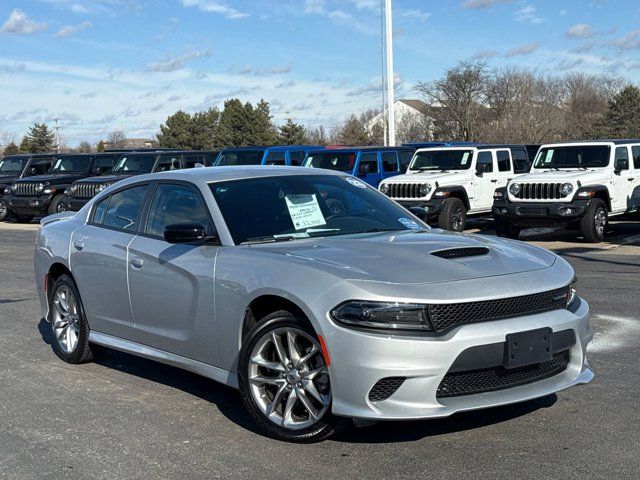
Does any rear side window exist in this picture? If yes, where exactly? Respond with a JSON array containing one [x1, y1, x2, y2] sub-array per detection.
[[381, 152, 399, 172], [358, 153, 379, 174], [93, 184, 149, 232], [289, 151, 305, 166], [477, 151, 493, 172], [632, 146, 640, 169], [266, 151, 286, 165], [145, 184, 212, 238], [497, 150, 511, 172]]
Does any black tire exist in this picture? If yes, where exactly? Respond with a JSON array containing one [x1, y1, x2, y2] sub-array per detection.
[[237, 310, 346, 443], [438, 197, 467, 232], [494, 216, 521, 239], [49, 274, 100, 364], [0, 198, 7, 222], [48, 194, 66, 215], [579, 198, 607, 243], [13, 214, 34, 223]]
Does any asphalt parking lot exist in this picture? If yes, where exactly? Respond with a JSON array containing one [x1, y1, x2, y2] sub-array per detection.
[[1, 220, 639, 480]]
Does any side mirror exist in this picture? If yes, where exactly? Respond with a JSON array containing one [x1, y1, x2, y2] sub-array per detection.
[[29, 167, 38, 176], [614, 158, 629, 172], [164, 222, 212, 244], [95, 166, 105, 175]]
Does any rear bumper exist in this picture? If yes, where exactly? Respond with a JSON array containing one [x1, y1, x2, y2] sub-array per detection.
[[6, 194, 53, 215], [493, 196, 591, 227]]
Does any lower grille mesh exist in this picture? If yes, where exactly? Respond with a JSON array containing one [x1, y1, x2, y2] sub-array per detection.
[[436, 350, 570, 398], [369, 377, 406, 402]]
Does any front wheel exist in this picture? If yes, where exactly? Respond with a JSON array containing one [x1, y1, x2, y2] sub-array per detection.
[[0, 198, 7, 222], [238, 311, 344, 442], [579, 198, 607, 243], [48, 194, 66, 215], [438, 197, 467, 232]]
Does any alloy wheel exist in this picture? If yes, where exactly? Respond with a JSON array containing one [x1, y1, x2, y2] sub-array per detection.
[[452, 207, 465, 231], [0, 199, 7, 220], [248, 327, 331, 430], [594, 207, 606, 237], [51, 285, 81, 354]]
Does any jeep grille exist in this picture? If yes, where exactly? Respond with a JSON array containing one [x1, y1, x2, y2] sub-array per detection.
[[71, 183, 100, 199], [14, 183, 39, 196], [386, 183, 425, 199], [514, 183, 565, 200]]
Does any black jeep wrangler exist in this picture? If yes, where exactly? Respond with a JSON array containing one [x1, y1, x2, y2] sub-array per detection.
[[4, 153, 116, 222], [0, 154, 56, 222]]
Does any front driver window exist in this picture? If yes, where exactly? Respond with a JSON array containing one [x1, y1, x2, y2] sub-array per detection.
[[145, 184, 213, 238], [96, 184, 149, 232]]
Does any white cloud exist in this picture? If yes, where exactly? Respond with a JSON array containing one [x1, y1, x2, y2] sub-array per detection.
[[514, 5, 544, 24], [0, 9, 46, 35], [566, 23, 594, 38], [304, 0, 326, 14], [179, 0, 249, 19], [56, 20, 93, 38], [504, 41, 540, 57], [399, 9, 431, 23], [461, 0, 512, 9], [611, 30, 640, 50], [147, 49, 212, 72]]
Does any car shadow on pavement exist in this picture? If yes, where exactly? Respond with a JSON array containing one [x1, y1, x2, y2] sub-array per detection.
[[333, 394, 558, 444]]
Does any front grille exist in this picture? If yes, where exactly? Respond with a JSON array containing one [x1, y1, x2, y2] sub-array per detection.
[[71, 183, 100, 199], [14, 183, 39, 195], [515, 183, 564, 200], [436, 350, 570, 398], [369, 377, 406, 402], [431, 247, 489, 259], [428, 286, 569, 333], [386, 183, 425, 199]]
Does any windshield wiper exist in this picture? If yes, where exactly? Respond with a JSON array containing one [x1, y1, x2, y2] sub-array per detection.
[[241, 234, 305, 245]]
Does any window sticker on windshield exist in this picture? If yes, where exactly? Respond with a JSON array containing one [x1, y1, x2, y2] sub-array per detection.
[[398, 217, 423, 230], [461, 152, 470, 165], [285, 194, 327, 230], [545, 149, 554, 163], [346, 177, 367, 189]]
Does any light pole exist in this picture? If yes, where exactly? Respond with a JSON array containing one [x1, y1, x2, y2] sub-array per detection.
[[385, 0, 395, 146]]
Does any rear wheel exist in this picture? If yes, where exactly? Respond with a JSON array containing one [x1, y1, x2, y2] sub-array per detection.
[[438, 197, 467, 232], [49, 274, 100, 364], [0, 198, 7, 221], [579, 198, 607, 243], [238, 311, 344, 442], [494, 216, 521, 239]]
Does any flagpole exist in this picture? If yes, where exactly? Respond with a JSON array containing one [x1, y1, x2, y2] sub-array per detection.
[[385, 0, 396, 146]]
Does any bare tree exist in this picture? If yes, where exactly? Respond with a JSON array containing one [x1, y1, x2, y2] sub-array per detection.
[[415, 61, 489, 141], [107, 129, 127, 149], [76, 141, 93, 153]]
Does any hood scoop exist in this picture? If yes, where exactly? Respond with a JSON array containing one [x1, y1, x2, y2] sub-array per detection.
[[430, 247, 490, 259]]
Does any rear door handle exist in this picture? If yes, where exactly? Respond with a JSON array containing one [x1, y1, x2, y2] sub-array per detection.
[[73, 241, 84, 251], [490, 179, 498, 183], [130, 256, 144, 269], [628, 178, 635, 181]]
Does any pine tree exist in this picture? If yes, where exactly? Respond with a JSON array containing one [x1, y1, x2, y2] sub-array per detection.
[[253, 99, 278, 146], [217, 99, 254, 147], [19, 137, 31, 153], [24, 123, 56, 153], [96, 140, 105, 152], [157, 111, 194, 148], [191, 107, 221, 150], [594, 85, 640, 138], [336, 115, 370, 145], [278, 118, 306, 145], [2, 141, 20, 155]]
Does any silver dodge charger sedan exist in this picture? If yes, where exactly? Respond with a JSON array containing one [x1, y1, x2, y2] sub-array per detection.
[[35, 166, 594, 442]]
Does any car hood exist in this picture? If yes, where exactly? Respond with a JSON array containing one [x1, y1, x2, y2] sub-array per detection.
[[516, 169, 607, 184], [249, 230, 556, 285], [381, 170, 469, 185], [16, 173, 87, 184]]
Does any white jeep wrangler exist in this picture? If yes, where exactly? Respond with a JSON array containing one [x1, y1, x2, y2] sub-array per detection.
[[378, 145, 529, 231], [493, 140, 640, 242]]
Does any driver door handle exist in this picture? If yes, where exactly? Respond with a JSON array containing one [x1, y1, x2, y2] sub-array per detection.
[[628, 178, 635, 181], [130, 256, 144, 269], [490, 179, 498, 183], [73, 241, 84, 251]]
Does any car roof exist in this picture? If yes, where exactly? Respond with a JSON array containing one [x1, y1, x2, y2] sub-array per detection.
[[540, 139, 640, 146], [307, 146, 414, 154], [220, 145, 321, 152]]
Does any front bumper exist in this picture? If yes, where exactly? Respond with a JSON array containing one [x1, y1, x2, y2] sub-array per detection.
[[396, 198, 446, 218], [323, 298, 592, 420], [6, 194, 54, 215], [493, 196, 590, 227], [63, 196, 90, 212]]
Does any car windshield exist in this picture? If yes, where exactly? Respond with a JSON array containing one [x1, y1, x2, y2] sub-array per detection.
[[49, 155, 92, 174], [216, 150, 265, 166], [303, 152, 356, 172], [0, 156, 26, 173], [210, 174, 427, 244], [409, 150, 474, 171], [113, 154, 156, 174], [533, 146, 611, 169]]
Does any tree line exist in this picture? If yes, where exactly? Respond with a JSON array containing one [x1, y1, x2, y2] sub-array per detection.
[[3, 59, 640, 157]]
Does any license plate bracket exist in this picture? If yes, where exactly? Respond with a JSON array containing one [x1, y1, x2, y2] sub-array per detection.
[[505, 327, 553, 369]]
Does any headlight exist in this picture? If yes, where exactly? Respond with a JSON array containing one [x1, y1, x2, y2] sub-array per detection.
[[509, 183, 521, 196], [567, 277, 578, 308], [96, 183, 110, 193], [331, 301, 432, 331], [419, 184, 432, 197], [69, 184, 78, 193], [379, 183, 390, 194], [36, 183, 45, 193], [560, 183, 574, 197], [4, 186, 12, 195]]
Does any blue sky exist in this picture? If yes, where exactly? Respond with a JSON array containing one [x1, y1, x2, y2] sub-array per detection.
[[1, 0, 640, 145]]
